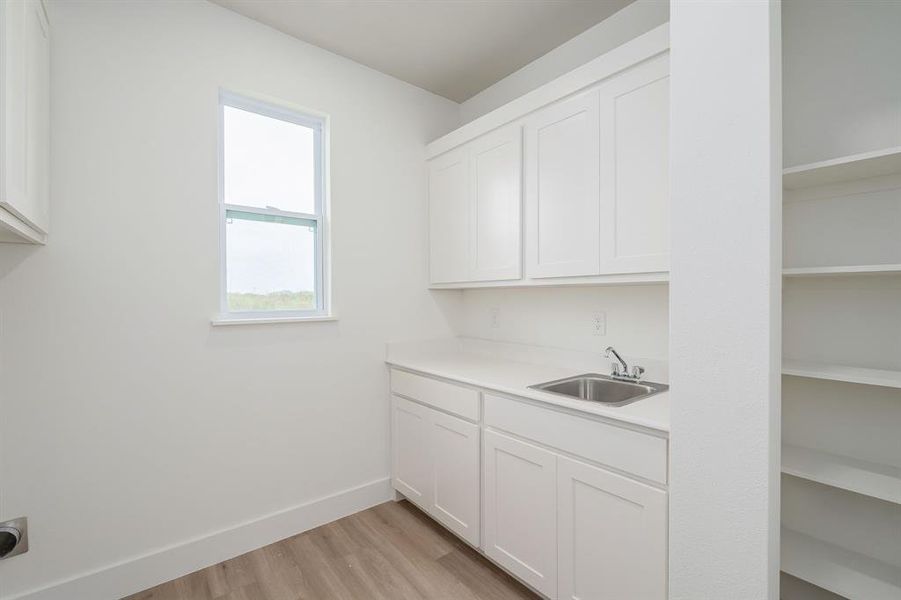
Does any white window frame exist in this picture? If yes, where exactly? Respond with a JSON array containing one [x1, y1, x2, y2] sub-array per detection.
[[216, 90, 331, 323]]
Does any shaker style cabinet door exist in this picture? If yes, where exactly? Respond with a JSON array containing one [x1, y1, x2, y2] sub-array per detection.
[[428, 146, 470, 283], [429, 409, 480, 547], [557, 455, 667, 600], [484, 429, 558, 599], [391, 395, 432, 508], [524, 89, 601, 279], [597, 55, 670, 275], [469, 124, 522, 282]]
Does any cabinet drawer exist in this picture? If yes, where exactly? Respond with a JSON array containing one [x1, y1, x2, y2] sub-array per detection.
[[484, 393, 667, 484], [390, 369, 480, 422]]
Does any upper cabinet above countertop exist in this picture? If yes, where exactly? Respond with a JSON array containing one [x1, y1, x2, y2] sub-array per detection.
[[429, 124, 522, 284], [0, 0, 51, 244], [427, 24, 669, 289]]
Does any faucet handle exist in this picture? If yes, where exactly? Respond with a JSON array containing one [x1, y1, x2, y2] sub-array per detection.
[[611, 363, 622, 377], [631, 365, 645, 381]]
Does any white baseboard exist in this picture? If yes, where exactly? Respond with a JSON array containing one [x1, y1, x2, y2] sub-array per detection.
[[6, 478, 393, 600]]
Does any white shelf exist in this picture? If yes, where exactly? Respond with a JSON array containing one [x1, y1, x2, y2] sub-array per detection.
[[782, 528, 901, 600], [428, 271, 669, 290], [783, 359, 901, 389], [783, 264, 901, 277], [782, 444, 901, 505], [783, 146, 901, 189]]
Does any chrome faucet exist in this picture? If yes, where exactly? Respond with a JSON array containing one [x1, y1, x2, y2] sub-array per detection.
[[605, 346, 645, 382]]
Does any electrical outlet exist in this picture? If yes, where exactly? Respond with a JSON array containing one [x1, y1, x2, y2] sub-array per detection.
[[489, 306, 501, 329], [591, 311, 606, 336]]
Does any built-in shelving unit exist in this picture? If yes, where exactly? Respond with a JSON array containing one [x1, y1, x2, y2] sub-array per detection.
[[782, 359, 901, 389], [781, 144, 901, 598], [783, 264, 901, 277], [783, 145, 901, 190], [782, 444, 901, 505], [782, 528, 901, 600]]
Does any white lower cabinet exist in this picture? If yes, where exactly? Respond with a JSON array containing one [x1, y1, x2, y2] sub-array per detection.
[[483, 429, 558, 598], [391, 395, 432, 507], [430, 409, 480, 546], [557, 455, 667, 600], [390, 394, 481, 547], [390, 370, 668, 600]]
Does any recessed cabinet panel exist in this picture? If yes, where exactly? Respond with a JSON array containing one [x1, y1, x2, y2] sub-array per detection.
[[599, 56, 670, 274], [484, 429, 558, 598], [430, 410, 480, 547], [525, 89, 601, 279], [470, 126, 522, 281], [557, 455, 667, 600], [391, 396, 432, 508], [429, 147, 470, 283], [24, 0, 50, 232]]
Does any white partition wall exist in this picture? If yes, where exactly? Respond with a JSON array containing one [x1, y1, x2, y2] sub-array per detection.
[[669, 2, 782, 599]]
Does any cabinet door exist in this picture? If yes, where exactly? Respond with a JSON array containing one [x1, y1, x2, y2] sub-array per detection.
[[469, 125, 522, 282], [429, 146, 470, 283], [597, 56, 669, 274], [429, 409, 480, 547], [391, 396, 432, 508], [524, 89, 601, 279], [484, 429, 557, 598], [557, 456, 666, 600], [0, 0, 50, 235]]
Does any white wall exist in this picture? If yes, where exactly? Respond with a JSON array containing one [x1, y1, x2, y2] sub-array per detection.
[[669, 1, 781, 599], [458, 285, 668, 362], [458, 0, 669, 123], [0, 1, 460, 598], [783, 0, 901, 166]]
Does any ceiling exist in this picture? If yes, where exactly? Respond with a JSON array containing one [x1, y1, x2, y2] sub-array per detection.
[[211, 0, 634, 103]]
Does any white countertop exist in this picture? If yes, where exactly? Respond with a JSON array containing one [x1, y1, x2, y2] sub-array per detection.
[[386, 341, 670, 433]]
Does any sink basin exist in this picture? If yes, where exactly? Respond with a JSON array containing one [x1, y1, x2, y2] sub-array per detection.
[[529, 374, 668, 407]]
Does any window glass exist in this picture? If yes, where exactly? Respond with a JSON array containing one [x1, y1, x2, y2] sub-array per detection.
[[225, 210, 317, 312], [223, 105, 316, 214]]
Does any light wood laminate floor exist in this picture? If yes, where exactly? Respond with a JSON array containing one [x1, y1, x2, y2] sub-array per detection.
[[124, 500, 538, 600]]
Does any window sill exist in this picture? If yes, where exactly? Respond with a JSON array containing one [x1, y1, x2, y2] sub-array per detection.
[[210, 314, 338, 327]]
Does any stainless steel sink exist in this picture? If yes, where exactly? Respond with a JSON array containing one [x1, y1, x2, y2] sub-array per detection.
[[529, 374, 668, 407]]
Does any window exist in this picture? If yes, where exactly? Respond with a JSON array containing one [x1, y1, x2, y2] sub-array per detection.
[[218, 91, 329, 321]]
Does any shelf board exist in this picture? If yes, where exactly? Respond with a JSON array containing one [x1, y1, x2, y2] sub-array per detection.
[[428, 271, 669, 290], [782, 528, 901, 600], [782, 444, 901, 505], [783, 264, 901, 277], [782, 359, 901, 389], [783, 146, 901, 189]]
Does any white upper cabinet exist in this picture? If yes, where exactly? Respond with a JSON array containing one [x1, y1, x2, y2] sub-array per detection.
[[0, 0, 50, 243], [598, 56, 670, 274], [525, 89, 602, 279], [426, 26, 670, 287], [428, 146, 470, 283], [429, 125, 522, 284], [469, 125, 522, 281]]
